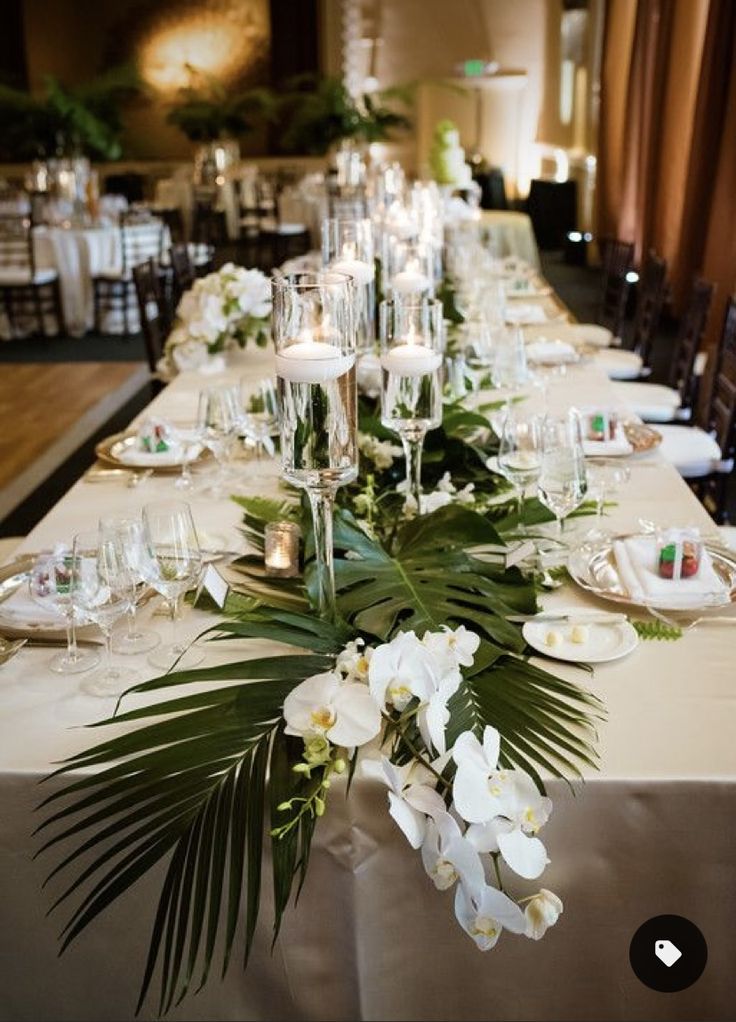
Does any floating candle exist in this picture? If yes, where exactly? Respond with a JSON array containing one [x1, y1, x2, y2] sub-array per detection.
[[331, 257, 375, 286], [275, 339, 355, 384], [392, 261, 431, 295], [380, 341, 442, 377]]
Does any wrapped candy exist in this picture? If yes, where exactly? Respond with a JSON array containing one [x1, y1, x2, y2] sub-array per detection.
[[656, 527, 702, 580], [585, 410, 618, 442], [138, 419, 171, 454]]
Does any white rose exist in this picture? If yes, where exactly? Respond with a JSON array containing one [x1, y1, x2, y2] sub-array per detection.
[[170, 339, 209, 372], [524, 889, 563, 940]]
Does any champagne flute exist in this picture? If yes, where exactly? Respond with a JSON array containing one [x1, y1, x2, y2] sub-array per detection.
[[139, 501, 204, 671], [29, 548, 100, 674], [71, 530, 139, 697], [497, 411, 543, 532], [537, 411, 588, 540], [379, 297, 444, 512], [99, 515, 160, 655]]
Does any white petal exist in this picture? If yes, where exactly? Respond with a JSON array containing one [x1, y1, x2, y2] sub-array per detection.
[[446, 833, 486, 899], [424, 692, 450, 754], [465, 817, 512, 854], [478, 884, 526, 935], [451, 731, 487, 771], [452, 763, 496, 823], [388, 791, 427, 848], [403, 782, 446, 819], [481, 726, 501, 769], [329, 683, 382, 747], [282, 672, 341, 735], [497, 826, 549, 880]]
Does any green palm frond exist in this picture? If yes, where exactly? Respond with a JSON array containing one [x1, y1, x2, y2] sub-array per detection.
[[37, 653, 334, 1014]]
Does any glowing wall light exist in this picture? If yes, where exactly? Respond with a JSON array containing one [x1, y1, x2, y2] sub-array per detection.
[[139, 1, 268, 93]]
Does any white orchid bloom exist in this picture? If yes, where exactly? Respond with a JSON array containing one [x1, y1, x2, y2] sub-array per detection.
[[523, 889, 563, 940], [368, 630, 462, 755], [455, 729, 552, 879], [436, 471, 456, 494], [421, 810, 485, 893], [363, 755, 446, 848], [368, 630, 441, 712], [283, 671, 381, 748], [335, 639, 372, 683], [422, 625, 480, 672], [452, 726, 515, 823], [454, 882, 526, 951]]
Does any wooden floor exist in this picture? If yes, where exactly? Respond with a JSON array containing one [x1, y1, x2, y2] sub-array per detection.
[[0, 361, 148, 518]]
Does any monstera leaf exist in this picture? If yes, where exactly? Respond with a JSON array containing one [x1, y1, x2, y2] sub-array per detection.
[[330, 504, 536, 647]]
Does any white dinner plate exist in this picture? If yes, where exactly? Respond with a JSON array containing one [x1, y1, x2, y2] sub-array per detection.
[[523, 616, 639, 663]]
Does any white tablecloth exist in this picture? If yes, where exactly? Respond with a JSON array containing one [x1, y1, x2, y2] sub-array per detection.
[[480, 210, 541, 269], [0, 345, 734, 1020]]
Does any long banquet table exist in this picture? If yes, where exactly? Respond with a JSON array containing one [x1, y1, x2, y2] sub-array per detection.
[[1, 324, 735, 1021]]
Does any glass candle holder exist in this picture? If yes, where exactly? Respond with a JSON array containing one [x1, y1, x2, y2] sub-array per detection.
[[272, 271, 358, 619], [322, 217, 375, 352], [264, 521, 301, 577], [388, 240, 435, 298], [379, 297, 444, 512]]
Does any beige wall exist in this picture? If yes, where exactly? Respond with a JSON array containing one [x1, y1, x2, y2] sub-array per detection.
[[360, 0, 548, 177]]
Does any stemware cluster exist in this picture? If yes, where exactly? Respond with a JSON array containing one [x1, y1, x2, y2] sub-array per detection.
[[29, 500, 204, 697]]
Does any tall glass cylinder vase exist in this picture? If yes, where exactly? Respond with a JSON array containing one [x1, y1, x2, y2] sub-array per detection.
[[322, 217, 375, 353], [272, 272, 358, 619], [379, 298, 444, 513]]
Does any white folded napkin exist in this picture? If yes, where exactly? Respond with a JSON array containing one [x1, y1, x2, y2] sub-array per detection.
[[116, 442, 202, 467], [582, 427, 633, 457], [0, 589, 64, 628], [526, 338, 578, 365], [505, 304, 547, 325], [613, 536, 729, 607]]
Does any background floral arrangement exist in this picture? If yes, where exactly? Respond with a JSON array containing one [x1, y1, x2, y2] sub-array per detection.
[[162, 263, 271, 375]]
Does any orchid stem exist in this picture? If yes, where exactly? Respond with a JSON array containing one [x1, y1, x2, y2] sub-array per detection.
[[381, 711, 451, 794]]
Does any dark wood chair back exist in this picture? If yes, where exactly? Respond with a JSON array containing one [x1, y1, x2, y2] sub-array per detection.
[[133, 258, 165, 373], [630, 251, 668, 366], [668, 278, 715, 412], [597, 237, 634, 338], [169, 243, 195, 300], [707, 296, 736, 460]]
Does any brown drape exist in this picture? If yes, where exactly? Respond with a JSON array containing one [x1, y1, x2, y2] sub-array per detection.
[[597, 0, 736, 349]]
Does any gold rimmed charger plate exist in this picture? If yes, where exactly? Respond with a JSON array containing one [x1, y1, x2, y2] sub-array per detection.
[[0, 555, 71, 637], [568, 534, 736, 612], [95, 432, 208, 474]]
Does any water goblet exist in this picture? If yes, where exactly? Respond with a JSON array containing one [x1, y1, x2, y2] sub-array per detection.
[[71, 530, 139, 697], [139, 500, 205, 671]]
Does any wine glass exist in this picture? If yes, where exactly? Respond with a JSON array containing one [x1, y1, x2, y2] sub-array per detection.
[[99, 515, 160, 655], [379, 297, 444, 512], [241, 378, 280, 467], [497, 411, 543, 532], [586, 458, 631, 535], [168, 422, 206, 491], [71, 530, 139, 697], [197, 386, 239, 496], [29, 548, 100, 675], [537, 411, 588, 540], [139, 501, 204, 671], [272, 271, 357, 620]]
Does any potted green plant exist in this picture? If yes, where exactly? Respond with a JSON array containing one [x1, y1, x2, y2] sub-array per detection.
[[277, 75, 412, 156], [166, 68, 277, 183]]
